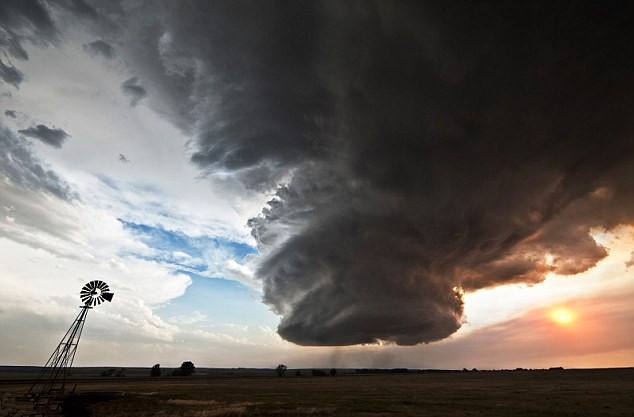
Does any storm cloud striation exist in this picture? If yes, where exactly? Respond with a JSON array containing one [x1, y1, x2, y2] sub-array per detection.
[[67, 1, 634, 345]]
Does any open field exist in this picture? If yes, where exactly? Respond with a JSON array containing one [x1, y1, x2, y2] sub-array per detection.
[[2, 368, 633, 416]]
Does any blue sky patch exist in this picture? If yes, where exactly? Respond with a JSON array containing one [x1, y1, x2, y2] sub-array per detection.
[[119, 219, 257, 277], [117, 221, 272, 329], [157, 272, 277, 328]]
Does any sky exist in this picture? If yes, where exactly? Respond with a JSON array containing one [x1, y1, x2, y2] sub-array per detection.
[[1, 0, 633, 370]]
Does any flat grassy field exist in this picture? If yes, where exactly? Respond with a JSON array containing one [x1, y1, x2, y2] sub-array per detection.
[[2, 368, 633, 416]]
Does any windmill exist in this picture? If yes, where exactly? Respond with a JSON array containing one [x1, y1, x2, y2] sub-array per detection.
[[28, 280, 114, 403]]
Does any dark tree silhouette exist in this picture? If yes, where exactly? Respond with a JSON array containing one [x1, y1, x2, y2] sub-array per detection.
[[173, 361, 196, 376], [275, 364, 287, 377], [181, 361, 195, 376], [151, 364, 161, 377], [330, 368, 337, 376]]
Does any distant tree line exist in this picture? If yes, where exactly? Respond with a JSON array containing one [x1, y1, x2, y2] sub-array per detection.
[[100, 368, 125, 377], [149, 361, 196, 377], [275, 365, 338, 377]]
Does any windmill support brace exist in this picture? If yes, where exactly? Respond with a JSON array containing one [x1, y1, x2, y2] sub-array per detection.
[[28, 305, 92, 398]]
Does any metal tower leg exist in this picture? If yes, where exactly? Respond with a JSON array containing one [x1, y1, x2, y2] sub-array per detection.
[[29, 306, 92, 398]]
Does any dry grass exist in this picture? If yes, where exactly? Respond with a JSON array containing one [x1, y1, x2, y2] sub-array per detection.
[[166, 399, 222, 406], [2, 368, 633, 416]]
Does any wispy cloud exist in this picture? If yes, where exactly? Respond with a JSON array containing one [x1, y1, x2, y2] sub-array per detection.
[[118, 220, 258, 286], [168, 311, 207, 325]]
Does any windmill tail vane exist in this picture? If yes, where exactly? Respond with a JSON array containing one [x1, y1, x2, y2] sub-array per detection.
[[28, 280, 114, 403]]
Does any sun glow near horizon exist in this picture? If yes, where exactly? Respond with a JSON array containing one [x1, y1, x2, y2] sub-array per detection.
[[549, 307, 577, 326]]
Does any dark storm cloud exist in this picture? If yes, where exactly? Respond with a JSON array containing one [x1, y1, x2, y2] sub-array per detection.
[[0, 30, 29, 60], [4, 110, 17, 118], [115, 1, 331, 176], [116, 1, 634, 345], [120, 77, 147, 106], [66, 0, 98, 20], [183, 1, 331, 176], [0, 0, 114, 82], [0, 58, 24, 87], [19, 124, 70, 148], [0, 0, 58, 59], [0, 123, 75, 200], [84, 39, 114, 59]]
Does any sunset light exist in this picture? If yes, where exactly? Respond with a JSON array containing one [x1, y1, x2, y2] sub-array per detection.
[[550, 307, 577, 326]]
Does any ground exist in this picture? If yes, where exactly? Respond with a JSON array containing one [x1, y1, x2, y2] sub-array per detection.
[[1, 368, 633, 416]]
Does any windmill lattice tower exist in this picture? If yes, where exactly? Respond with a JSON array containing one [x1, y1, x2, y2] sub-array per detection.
[[28, 280, 114, 401]]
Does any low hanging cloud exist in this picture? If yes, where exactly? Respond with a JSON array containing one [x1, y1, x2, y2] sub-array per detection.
[[121, 77, 147, 106], [18, 124, 70, 148], [77, 1, 634, 346]]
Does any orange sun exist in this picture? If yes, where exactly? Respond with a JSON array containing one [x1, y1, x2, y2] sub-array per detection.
[[550, 307, 577, 326]]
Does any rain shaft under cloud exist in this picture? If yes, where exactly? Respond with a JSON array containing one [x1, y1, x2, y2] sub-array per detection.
[[8, 1, 634, 347]]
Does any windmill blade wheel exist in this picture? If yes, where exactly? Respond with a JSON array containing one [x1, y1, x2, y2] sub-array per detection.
[[80, 280, 114, 306]]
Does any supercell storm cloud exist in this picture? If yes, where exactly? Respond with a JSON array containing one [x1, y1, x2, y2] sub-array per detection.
[[3, 1, 634, 347], [126, 1, 634, 345]]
